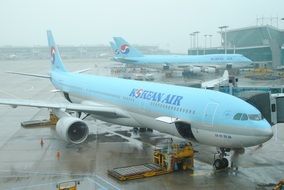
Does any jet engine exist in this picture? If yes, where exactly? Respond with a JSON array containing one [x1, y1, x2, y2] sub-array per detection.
[[204, 67, 216, 73], [55, 116, 89, 144]]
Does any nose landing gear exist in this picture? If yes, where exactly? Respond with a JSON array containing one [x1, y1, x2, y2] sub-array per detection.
[[213, 148, 230, 170]]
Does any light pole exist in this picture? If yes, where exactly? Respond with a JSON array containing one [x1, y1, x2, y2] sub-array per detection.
[[194, 31, 200, 55], [191, 33, 196, 51], [218, 26, 223, 48], [189, 33, 195, 52], [208, 34, 212, 48], [189, 34, 192, 50], [204, 35, 208, 55], [219, 25, 229, 54]]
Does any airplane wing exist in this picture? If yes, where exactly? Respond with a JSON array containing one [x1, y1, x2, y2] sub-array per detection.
[[0, 98, 129, 118], [155, 116, 191, 125], [6, 71, 50, 79], [156, 116, 179, 124], [201, 70, 229, 89], [6, 69, 90, 78]]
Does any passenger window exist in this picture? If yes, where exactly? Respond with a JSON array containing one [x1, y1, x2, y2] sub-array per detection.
[[233, 113, 242, 120], [241, 114, 248, 120]]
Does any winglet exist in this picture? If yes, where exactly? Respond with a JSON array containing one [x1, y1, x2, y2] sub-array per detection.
[[47, 30, 67, 72]]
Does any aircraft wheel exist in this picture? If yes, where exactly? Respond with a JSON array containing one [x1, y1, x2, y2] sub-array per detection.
[[133, 127, 139, 132], [139, 128, 147, 132], [146, 128, 153, 132], [213, 159, 224, 170], [222, 158, 229, 168]]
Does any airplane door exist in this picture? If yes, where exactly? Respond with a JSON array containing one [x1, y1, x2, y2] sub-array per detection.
[[203, 103, 219, 127]]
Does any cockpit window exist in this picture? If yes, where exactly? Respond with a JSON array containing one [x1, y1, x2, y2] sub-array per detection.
[[234, 113, 263, 121], [241, 114, 248, 120], [248, 114, 263, 121], [233, 113, 242, 120]]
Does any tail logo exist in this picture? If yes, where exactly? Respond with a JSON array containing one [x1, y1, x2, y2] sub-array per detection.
[[115, 49, 120, 55], [120, 44, 129, 54], [50, 47, 56, 64]]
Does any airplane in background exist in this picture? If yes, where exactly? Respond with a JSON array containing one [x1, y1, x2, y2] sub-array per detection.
[[110, 41, 121, 62], [110, 37, 253, 73], [201, 70, 229, 89], [0, 31, 272, 170]]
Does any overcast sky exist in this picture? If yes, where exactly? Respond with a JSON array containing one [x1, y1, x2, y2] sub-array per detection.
[[0, 0, 283, 53]]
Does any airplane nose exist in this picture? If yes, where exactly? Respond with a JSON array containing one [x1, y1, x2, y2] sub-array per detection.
[[262, 126, 273, 139], [256, 123, 273, 142]]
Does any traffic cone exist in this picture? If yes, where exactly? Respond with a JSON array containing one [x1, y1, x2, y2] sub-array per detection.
[[56, 151, 61, 160]]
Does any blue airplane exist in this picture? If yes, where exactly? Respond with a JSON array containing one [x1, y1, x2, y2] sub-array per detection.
[[0, 31, 272, 170], [111, 37, 252, 72]]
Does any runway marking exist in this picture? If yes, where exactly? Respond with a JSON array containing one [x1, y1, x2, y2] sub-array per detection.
[[8, 182, 56, 190], [86, 177, 108, 190], [94, 174, 121, 190], [88, 177, 119, 190], [0, 169, 120, 190], [0, 169, 91, 176]]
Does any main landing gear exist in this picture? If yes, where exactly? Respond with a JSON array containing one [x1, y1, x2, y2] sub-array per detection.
[[213, 148, 230, 170]]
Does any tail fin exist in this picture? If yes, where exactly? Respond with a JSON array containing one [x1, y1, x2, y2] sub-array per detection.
[[109, 41, 121, 57], [47, 30, 67, 72], [113, 37, 143, 57]]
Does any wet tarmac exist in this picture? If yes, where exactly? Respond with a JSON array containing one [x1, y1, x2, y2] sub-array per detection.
[[0, 59, 284, 189]]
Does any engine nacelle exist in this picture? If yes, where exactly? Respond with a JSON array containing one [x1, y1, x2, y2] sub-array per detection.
[[55, 117, 89, 144], [189, 66, 202, 73], [204, 67, 216, 73]]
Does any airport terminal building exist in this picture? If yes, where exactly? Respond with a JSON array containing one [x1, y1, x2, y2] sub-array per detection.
[[189, 25, 284, 68]]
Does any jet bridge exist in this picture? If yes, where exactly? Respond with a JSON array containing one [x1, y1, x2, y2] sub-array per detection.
[[271, 94, 284, 123], [240, 92, 273, 124]]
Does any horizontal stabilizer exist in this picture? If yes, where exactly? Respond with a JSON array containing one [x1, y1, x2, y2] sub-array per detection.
[[6, 71, 50, 79]]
